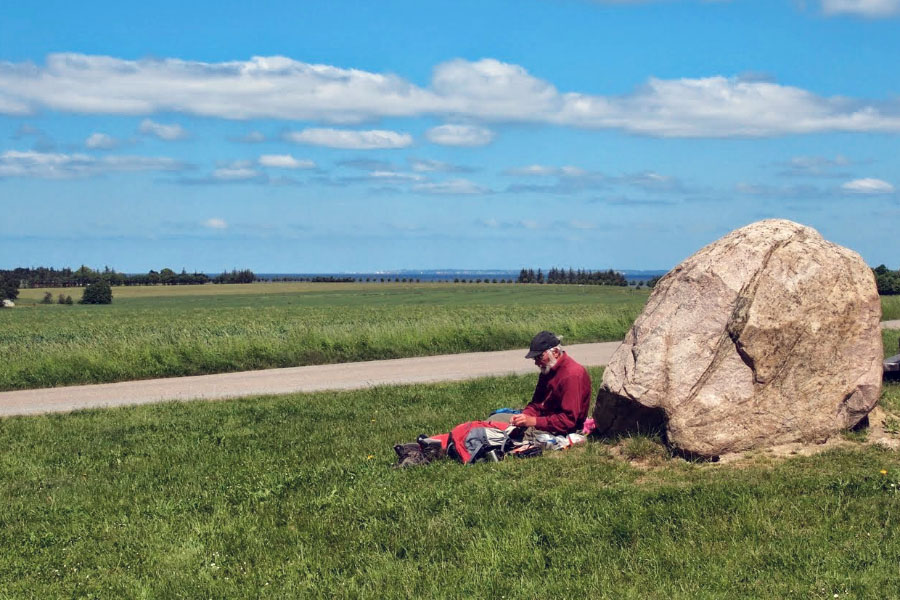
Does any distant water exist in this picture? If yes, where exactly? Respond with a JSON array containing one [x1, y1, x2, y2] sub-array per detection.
[[254, 269, 667, 282]]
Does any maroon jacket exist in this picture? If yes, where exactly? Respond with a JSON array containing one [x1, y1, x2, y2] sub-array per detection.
[[522, 352, 592, 435]]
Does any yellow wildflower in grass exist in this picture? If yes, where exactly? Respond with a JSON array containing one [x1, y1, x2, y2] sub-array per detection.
[[880, 469, 888, 475], [367, 455, 375, 460]]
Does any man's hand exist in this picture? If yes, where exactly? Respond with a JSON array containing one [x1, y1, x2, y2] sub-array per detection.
[[510, 414, 537, 427]]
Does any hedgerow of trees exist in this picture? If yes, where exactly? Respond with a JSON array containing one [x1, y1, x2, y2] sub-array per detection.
[[0, 266, 257, 288], [517, 267, 627, 286]]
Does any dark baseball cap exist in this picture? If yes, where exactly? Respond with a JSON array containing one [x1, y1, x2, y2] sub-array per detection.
[[525, 330, 560, 359]]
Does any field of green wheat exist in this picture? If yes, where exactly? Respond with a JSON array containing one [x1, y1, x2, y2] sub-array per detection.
[[2, 282, 646, 391]]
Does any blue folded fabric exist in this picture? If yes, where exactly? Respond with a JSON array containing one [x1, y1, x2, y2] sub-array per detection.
[[491, 408, 522, 414]]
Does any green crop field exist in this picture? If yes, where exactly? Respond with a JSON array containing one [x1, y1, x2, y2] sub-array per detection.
[[4, 282, 900, 392], [1, 282, 647, 391], [1, 370, 899, 598]]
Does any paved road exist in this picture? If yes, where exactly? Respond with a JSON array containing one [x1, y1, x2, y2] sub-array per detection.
[[3, 320, 899, 418], [0, 342, 621, 417]]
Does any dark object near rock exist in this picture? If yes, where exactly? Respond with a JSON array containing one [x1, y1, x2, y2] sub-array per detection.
[[393, 442, 429, 468], [884, 339, 900, 381], [393, 435, 447, 468], [416, 434, 446, 461]]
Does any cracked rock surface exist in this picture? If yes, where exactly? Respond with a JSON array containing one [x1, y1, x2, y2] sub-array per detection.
[[595, 219, 883, 457]]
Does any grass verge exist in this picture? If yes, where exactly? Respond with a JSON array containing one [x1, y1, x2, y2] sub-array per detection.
[[1, 370, 899, 598]]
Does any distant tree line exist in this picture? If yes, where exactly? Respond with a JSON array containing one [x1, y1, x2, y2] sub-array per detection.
[[517, 268, 627, 286], [1, 266, 257, 288]]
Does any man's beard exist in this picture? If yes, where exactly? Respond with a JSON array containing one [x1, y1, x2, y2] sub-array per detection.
[[539, 355, 558, 375]]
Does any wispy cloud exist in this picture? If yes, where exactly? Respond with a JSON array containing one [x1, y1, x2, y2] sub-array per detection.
[[617, 171, 688, 193], [503, 164, 587, 177], [775, 155, 854, 177], [258, 154, 316, 169], [211, 166, 261, 180], [138, 118, 187, 141], [408, 158, 473, 173], [85, 132, 118, 149], [368, 170, 426, 182], [4, 54, 898, 138], [502, 166, 688, 195], [841, 177, 895, 194], [0, 150, 188, 179], [284, 128, 412, 149], [412, 178, 489, 195], [426, 124, 495, 146], [821, 0, 900, 17], [230, 131, 266, 143], [337, 158, 396, 171], [203, 217, 228, 229], [12, 123, 55, 151]]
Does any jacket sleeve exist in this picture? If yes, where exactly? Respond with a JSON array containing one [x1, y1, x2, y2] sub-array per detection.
[[533, 374, 582, 434]]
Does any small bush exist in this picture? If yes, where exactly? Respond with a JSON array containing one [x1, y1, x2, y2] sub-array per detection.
[[80, 280, 113, 305], [41, 292, 53, 304]]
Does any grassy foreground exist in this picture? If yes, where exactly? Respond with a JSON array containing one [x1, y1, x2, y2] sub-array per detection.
[[1, 369, 899, 599], [2, 283, 645, 391]]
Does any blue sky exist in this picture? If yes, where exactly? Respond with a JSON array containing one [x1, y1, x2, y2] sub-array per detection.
[[1, 0, 899, 272]]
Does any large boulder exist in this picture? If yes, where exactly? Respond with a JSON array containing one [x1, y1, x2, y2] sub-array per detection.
[[596, 219, 882, 457]]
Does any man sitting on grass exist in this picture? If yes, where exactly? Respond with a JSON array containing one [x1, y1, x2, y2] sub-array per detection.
[[493, 330, 592, 435], [395, 330, 592, 466]]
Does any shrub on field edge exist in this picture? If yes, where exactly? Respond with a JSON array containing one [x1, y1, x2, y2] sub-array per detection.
[[80, 280, 113, 305], [0, 271, 18, 302]]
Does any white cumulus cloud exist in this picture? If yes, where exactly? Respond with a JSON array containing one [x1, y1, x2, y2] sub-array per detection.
[[821, 0, 900, 17], [258, 154, 316, 169], [2, 54, 900, 138], [85, 132, 118, 149], [426, 124, 495, 147], [138, 118, 187, 140], [841, 178, 895, 194], [284, 128, 412, 149]]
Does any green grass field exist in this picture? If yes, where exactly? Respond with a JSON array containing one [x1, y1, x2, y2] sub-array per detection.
[[4, 282, 900, 392], [882, 295, 900, 321], [1, 283, 647, 391], [1, 370, 899, 598]]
